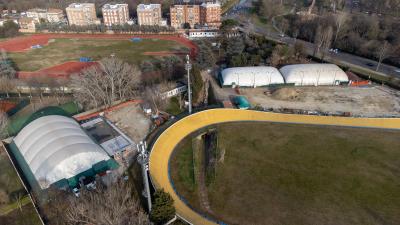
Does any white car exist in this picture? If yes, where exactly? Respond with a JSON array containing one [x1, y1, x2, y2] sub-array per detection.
[[72, 188, 80, 197]]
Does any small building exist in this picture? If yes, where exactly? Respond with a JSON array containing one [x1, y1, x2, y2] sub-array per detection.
[[158, 82, 187, 100], [8, 108, 118, 194], [220, 66, 285, 88], [188, 29, 219, 38], [18, 17, 36, 32], [280, 64, 349, 86]]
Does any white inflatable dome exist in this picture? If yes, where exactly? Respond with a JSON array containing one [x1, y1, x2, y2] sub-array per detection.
[[280, 64, 349, 86], [13, 115, 110, 189], [221, 66, 285, 87]]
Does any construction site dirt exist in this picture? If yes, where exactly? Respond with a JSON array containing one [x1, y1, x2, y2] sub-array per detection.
[[204, 71, 400, 118]]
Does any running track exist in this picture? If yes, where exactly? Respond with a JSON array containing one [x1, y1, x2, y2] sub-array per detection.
[[149, 109, 400, 225], [0, 33, 198, 56]]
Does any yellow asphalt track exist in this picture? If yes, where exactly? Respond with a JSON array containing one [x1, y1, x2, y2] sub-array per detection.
[[149, 109, 400, 225]]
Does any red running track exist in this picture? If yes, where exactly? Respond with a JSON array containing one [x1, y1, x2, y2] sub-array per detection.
[[17, 61, 98, 79]]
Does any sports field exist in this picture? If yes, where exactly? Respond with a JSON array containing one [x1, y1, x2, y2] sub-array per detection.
[[9, 38, 188, 71], [170, 122, 400, 225]]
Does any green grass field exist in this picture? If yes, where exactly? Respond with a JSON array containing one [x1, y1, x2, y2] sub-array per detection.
[[170, 122, 400, 225], [9, 38, 188, 71]]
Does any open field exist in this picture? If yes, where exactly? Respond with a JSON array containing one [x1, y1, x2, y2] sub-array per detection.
[[9, 38, 187, 71], [171, 122, 400, 225]]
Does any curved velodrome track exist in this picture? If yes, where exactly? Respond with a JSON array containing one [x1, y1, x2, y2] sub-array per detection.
[[149, 109, 400, 225]]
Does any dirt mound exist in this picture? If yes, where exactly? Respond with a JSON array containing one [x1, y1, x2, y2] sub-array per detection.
[[271, 88, 303, 101]]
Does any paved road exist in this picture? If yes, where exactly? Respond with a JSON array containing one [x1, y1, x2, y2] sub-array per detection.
[[224, 0, 400, 78], [149, 109, 400, 225]]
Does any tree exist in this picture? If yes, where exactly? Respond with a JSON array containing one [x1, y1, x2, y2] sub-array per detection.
[[0, 50, 16, 79], [0, 111, 8, 139], [65, 180, 149, 225], [190, 65, 204, 104], [333, 12, 348, 45], [150, 189, 175, 225], [0, 20, 19, 38], [196, 40, 216, 70], [71, 57, 141, 109], [308, 0, 316, 15], [183, 22, 191, 29], [375, 41, 392, 71], [313, 25, 334, 59]]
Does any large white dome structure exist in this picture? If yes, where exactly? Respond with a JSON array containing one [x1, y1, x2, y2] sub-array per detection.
[[220, 66, 285, 87], [280, 64, 349, 86], [10, 115, 114, 190]]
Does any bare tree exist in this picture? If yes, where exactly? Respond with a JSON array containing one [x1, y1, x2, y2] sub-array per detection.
[[0, 77, 16, 98], [71, 57, 141, 110], [314, 25, 334, 59], [65, 180, 149, 225], [308, 0, 316, 15], [0, 49, 16, 79], [333, 12, 348, 45], [0, 111, 8, 139], [375, 41, 392, 71]]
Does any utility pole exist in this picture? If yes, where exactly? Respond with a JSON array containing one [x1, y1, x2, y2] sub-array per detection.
[[137, 141, 152, 212], [185, 54, 193, 114]]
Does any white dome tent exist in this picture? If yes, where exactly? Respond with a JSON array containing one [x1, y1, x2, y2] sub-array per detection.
[[280, 64, 349, 86], [12, 115, 111, 189], [220, 66, 285, 87]]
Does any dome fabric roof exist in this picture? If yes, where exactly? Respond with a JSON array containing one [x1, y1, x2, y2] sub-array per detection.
[[13, 115, 110, 189], [280, 64, 349, 86], [221, 66, 284, 87]]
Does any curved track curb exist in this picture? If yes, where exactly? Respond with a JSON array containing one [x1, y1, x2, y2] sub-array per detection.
[[149, 109, 400, 225]]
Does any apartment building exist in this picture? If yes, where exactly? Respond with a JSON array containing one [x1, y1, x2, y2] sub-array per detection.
[[18, 17, 36, 32], [170, 5, 201, 29], [200, 2, 221, 28], [170, 2, 221, 29], [26, 8, 64, 23], [137, 4, 162, 26], [66, 3, 100, 26], [46, 8, 65, 23], [26, 8, 47, 23], [102, 4, 129, 26]]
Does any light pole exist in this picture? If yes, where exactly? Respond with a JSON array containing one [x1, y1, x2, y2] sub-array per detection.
[[185, 54, 193, 114]]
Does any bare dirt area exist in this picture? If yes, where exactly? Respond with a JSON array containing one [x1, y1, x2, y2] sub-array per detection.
[[240, 86, 400, 117], [106, 104, 151, 144]]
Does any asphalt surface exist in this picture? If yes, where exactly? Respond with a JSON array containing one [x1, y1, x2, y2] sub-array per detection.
[[224, 0, 400, 78]]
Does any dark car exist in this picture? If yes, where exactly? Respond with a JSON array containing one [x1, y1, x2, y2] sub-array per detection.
[[366, 62, 375, 67]]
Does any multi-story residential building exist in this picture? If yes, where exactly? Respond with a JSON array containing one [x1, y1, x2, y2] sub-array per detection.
[[18, 17, 36, 32], [46, 9, 65, 23], [66, 3, 100, 26], [26, 8, 64, 23], [200, 2, 221, 28], [170, 5, 201, 29], [137, 4, 162, 26], [26, 8, 47, 23], [170, 2, 221, 29], [102, 4, 129, 26]]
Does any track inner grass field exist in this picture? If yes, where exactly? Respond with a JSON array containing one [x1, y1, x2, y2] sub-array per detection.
[[170, 122, 400, 225], [9, 38, 188, 71]]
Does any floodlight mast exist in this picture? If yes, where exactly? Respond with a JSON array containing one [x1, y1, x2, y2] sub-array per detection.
[[186, 54, 193, 114]]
